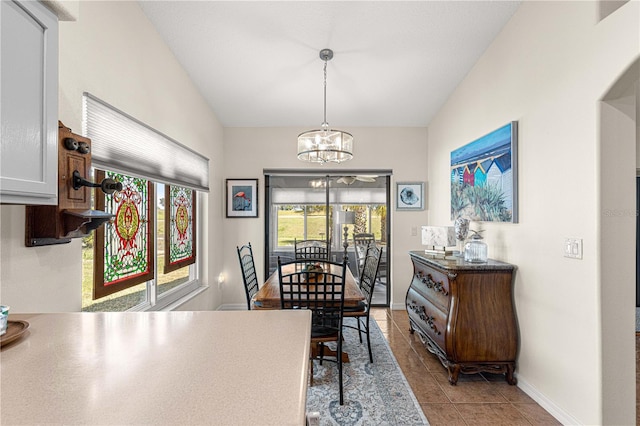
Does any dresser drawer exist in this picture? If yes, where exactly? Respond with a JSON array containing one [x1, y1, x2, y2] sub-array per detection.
[[411, 261, 450, 311], [406, 287, 446, 350]]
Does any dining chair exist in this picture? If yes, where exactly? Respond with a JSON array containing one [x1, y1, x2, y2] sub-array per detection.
[[343, 243, 382, 363], [277, 257, 347, 405], [236, 242, 259, 310], [294, 239, 330, 261], [353, 233, 375, 276]]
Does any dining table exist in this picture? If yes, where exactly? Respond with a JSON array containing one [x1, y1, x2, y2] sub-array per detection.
[[253, 261, 365, 310]]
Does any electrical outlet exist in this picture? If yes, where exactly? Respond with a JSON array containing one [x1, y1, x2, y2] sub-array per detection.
[[564, 238, 583, 259]]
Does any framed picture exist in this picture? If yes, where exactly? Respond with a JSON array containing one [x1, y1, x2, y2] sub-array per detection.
[[226, 179, 258, 218], [396, 182, 424, 210], [450, 121, 518, 223]]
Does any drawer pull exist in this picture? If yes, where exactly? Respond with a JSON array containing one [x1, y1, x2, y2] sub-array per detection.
[[408, 302, 441, 335], [416, 273, 448, 296]]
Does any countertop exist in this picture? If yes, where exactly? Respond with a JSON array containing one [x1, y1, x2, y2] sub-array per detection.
[[1, 310, 311, 425]]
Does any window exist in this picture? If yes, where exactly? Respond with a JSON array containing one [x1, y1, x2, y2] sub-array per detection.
[[82, 171, 199, 312], [81, 93, 208, 312], [265, 171, 391, 306]]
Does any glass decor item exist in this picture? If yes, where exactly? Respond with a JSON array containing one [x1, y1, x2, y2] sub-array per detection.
[[454, 217, 469, 257], [464, 230, 488, 263]]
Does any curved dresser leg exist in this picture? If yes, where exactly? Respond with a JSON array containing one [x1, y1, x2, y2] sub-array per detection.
[[506, 363, 517, 385], [447, 364, 460, 385]]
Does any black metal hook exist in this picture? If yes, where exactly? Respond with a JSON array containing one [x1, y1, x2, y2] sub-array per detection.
[[72, 170, 123, 195]]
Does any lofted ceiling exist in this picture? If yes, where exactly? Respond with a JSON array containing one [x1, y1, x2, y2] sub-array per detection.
[[139, 1, 521, 128]]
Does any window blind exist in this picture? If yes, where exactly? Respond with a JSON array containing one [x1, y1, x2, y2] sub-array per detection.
[[271, 187, 386, 204], [83, 92, 209, 192]]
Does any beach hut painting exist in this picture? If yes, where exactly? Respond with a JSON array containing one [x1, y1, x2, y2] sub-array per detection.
[[450, 122, 518, 223]]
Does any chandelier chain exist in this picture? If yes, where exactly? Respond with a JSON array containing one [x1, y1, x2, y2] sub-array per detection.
[[322, 59, 328, 129]]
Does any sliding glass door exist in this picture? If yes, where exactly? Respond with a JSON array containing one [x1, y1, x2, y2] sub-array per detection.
[[264, 170, 391, 306]]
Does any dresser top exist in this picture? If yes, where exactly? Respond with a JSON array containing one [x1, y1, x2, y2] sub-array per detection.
[[409, 250, 516, 271]]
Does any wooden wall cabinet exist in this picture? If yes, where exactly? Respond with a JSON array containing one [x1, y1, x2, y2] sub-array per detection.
[[0, 0, 58, 205], [405, 251, 518, 385]]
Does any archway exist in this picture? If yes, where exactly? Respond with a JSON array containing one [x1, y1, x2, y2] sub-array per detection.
[[599, 59, 639, 424]]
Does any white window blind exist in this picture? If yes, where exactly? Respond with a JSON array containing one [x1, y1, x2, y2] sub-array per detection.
[[271, 187, 386, 204], [83, 92, 209, 192]]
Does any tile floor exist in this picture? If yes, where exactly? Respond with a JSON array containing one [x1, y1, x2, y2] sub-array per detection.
[[371, 308, 561, 425]]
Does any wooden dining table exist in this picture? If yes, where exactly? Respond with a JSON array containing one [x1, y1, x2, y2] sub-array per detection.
[[253, 261, 365, 310]]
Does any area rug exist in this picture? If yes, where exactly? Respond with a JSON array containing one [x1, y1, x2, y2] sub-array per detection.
[[306, 317, 429, 425]]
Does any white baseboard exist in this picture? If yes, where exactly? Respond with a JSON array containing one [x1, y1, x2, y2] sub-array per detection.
[[516, 375, 579, 425]]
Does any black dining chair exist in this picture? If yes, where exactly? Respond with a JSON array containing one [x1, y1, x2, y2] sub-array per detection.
[[237, 242, 259, 310], [294, 239, 330, 261], [353, 233, 375, 276], [343, 243, 382, 363], [277, 257, 347, 405]]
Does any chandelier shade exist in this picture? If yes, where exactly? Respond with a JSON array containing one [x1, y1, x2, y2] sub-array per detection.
[[297, 48, 353, 164], [297, 128, 353, 163]]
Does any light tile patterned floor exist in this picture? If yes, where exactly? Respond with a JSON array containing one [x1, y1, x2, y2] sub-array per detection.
[[372, 308, 561, 425]]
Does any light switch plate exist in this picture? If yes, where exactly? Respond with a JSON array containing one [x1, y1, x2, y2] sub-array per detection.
[[564, 238, 583, 259]]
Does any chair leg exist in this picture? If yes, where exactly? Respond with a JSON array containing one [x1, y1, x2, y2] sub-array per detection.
[[365, 316, 373, 363], [356, 317, 363, 343], [310, 357, 314, 385], [337, 335, 344, 405]]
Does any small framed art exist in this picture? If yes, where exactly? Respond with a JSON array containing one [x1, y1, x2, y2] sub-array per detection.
[[226, 179, 258, 218], [396, 182, 424, 210]]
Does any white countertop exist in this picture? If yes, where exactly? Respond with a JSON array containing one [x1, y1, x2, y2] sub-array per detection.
[[1, 310, 311, 425]]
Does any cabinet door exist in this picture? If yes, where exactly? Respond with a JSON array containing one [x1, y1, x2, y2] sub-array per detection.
[[0, 0, 58, 205]]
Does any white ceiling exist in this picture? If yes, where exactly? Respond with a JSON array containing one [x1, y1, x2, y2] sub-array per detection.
[[138, 1, 521, 128]]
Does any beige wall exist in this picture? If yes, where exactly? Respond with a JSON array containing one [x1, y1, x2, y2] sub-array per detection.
[[427, 1, 638, 424], [222, 127, 428, 310], [0, 1, 224, 312]]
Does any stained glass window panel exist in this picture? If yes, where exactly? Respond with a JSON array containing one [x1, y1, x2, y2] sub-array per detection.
[[164, 184, 196, 274], [94, 170, 154, 299]]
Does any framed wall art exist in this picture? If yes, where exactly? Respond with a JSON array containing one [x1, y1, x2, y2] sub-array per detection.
[[450, 121, 518, 223], [396, 182, 424, 210], [226, 179, 258, 218]]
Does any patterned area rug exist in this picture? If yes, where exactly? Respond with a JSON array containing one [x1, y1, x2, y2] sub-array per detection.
[[306, 318, 429, 425]]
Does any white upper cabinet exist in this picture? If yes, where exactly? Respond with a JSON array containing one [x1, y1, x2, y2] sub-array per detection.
[[1, 0, 58, 205]]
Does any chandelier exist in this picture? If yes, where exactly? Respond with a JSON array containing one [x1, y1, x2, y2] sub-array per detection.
[[297, 48, 353, 164]]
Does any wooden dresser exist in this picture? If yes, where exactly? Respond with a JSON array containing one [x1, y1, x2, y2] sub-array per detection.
[[405, 251, 518, 385]]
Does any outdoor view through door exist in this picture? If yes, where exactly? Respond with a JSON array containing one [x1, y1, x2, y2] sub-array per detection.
[[264, 172, 390, 306]]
